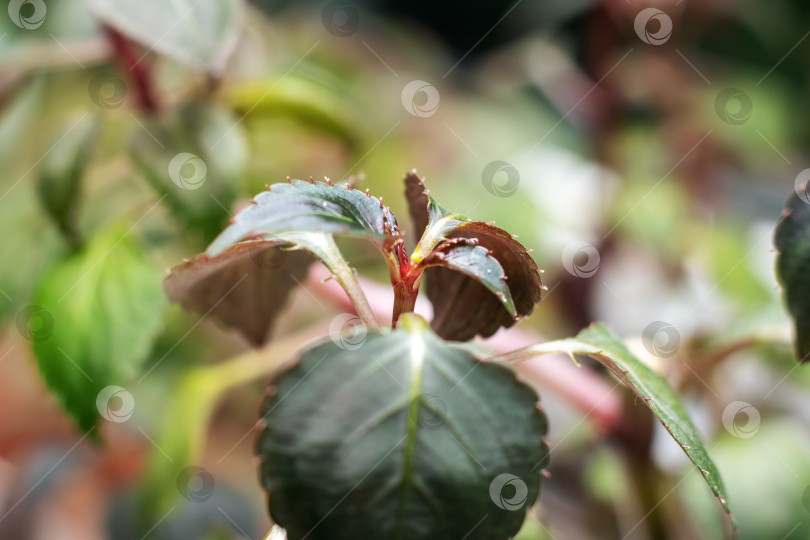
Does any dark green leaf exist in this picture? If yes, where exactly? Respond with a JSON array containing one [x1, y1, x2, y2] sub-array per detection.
[[32, 227, 165, 433], [404, 171, 543, 341], [86, 0, 242, 73], [421, 239, 515, 314], [207, 179, 400, 256], [257, 314, 549, 540], [36, 116, 98, 248], [164, 240, 314, 346], [774, 190, 810, 361], [501, 323, 735, 528], [129, 101, 247, 243]]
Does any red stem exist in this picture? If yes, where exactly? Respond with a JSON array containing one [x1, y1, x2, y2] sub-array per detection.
[[103, 26, 159, 114]]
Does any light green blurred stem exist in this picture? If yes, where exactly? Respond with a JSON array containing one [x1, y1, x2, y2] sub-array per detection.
[[137, 321, 330, 528], [317, 238, 381, 331]]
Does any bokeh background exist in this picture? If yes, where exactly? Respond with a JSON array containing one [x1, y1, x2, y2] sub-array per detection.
[[0, 0, 809, 538]]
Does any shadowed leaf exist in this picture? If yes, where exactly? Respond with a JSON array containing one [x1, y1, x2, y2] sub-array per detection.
[[164, 240, 314, 346], [257, 314, 548, 540], [774, 190, 810, 362]]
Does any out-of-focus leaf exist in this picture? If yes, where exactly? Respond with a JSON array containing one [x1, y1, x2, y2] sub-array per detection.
[[404, 171, 543, 341], [257, 313, 548, 540], [36, 116, 98, 247], [497, 323, 735, 529], [774, 189, 810, 362], [207, 179, 400, 256], [129, 101, 247, 243], [86, 0, 242, 74], [0, 191, 64, 324], [164, 240, 314, 346], [223, 74, 364, 148], [32, 227, 165, 433]]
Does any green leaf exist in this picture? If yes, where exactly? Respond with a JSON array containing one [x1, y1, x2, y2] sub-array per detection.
[[223, 74, 365, 148], [257, 313, 549, 540], [404, 171, 543, 341], [129, 101, 247, 243], [774, 189, 810, 362], [420, 239, 515, 314], [496, 323, 735, 528], [164, 240, 314, 346], [36, 116, 99, 248], [207, 179, 400, 257], [31, 227, 165, 433], [86, 0, 242, 74]]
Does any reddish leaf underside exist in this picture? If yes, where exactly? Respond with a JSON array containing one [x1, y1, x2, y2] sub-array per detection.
[[164, 240, 314, 346]]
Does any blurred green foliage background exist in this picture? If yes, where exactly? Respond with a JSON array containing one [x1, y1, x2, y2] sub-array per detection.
[[0, 0, 808, 539]]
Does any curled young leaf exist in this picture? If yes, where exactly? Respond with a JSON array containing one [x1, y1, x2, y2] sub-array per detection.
[[774, 189, 810, 362], [164, 240, 314, 346], [257, 314, 548, 540], [404, 171, 543, 341]]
